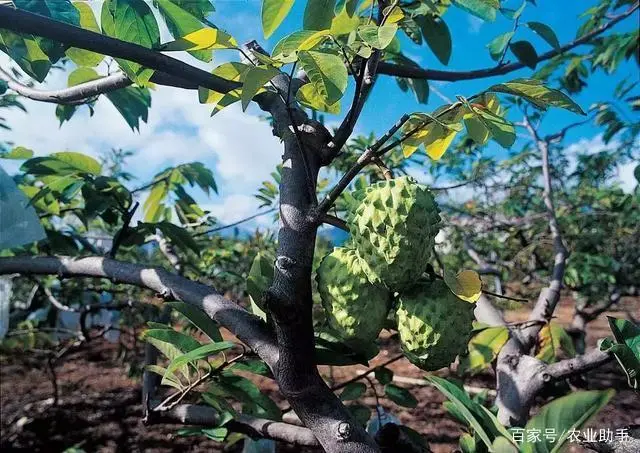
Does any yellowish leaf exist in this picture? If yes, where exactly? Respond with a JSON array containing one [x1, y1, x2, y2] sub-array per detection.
[[163, 28, 237, 51], [424, 127, 457, 160], [444, 269, 482, 303]]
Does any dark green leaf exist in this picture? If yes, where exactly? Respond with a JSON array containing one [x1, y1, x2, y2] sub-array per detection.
[[419, 16, 452, 65], [487, 32, 514, 61], [168, 302, 223, 342], [340, 382, 366, 401], [509, 40, 538, 69], [105, 86, 152, 131], [384, 384, 417, 408], [526, 21, 560, 49], [374, 366, 394, 385], [304, 0, 336, 31], [521, 390, 615, 453]]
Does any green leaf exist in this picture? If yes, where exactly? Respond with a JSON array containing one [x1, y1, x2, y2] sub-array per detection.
[[443, 269, 482, 303], [425, 376, 494, 449], [346, 404, 371, 426], [452, 0, 499, 22], [162, 28, 237, 52], [375, 366, 393, 385], [521, 390, 615, 453], [384, 384, 417, 408], [143, 180, 169, 222], [526, 22, 560, 49], [487, 32, 514, 61], [67, 67, 100, 87], [304, 0, 336, 31], [297, 50, 348, 105], [66, 1, 104, 67], [48, 152, 101, 175], [261, 0, 295, 38], [1, 146, 34, 159], [156, 222, 201, 255], [105, 86, 152, 131], [608, 316, 640, 356], [459, 433, 476, 453], [14, 0, 79, 25], [535, 321, 576, 363], [0, 30, 51, 82], [509, 40, 538, 69], [101, 0, 159, 84], [473, 106, 516, 148], [166, 341, 235, 376], [500, 1, 526, 20], [273, 30, 322, 58], [210, 372, 281, 420], [357, 24, 398, 50], [143, 328, 202, 353], [464, 115, 490, 144], [459, 326, 509, 373], [168, 302, 223, 342], [241, 66, 280, 111], [419, 16, 452, 65], [492, 436, 519, 453], [246, 252, 275, 315], [488, 79, 585, 114], [340, 382, 367, 401], [145, 364, 183, 390], [154, 0, 212, 62]]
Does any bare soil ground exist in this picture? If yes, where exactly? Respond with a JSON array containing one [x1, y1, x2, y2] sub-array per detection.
[[1, 296, 638, 453]]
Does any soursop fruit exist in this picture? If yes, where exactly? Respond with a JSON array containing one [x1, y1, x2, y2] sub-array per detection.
[[348, 176, 441, 290], [317, 247, 392, 349], [396, 279, 474, 371]]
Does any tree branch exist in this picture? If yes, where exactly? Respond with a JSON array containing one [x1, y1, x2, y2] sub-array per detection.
[[152, 401, 320, 447], [376, 3, 638, 81], [521, 115, 569, 344], [0, 7, 239, 94], [544, 348, 612, 381], [0, 256, 279, 368]]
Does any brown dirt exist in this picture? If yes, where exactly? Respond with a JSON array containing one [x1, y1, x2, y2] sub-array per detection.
[[1, 296, 638, 452]]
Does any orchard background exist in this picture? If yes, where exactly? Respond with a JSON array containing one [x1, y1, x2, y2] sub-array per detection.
[[0, 1, 638, 452]]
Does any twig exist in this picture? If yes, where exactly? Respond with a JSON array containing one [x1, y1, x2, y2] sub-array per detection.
[[193, 208, 277, 237], [108, 202, 139, 258]]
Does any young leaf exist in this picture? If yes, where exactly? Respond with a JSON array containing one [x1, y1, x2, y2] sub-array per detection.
[[1, 147, 33, 160], [459, 326, 509, 373], [168, 302, 223, 342], [145, 364, 183, 390], [154, 0, 213, 62], [143, 328, 202, 353], [357, 24, 398, 50], [419, 16, 452, 65], [384, 384, 418, 408], [520, 390, 615, 453], [262, 0, 295, 38], [424, 126, 458, 161], [246, 252, 275, 314], [51, 152, 102, 175], [340, 382, 367, 401], [509, 40, 538, 69], [166, 341, 235, 376], [487, 32, 514, 61], [526, 22, 560, 49]]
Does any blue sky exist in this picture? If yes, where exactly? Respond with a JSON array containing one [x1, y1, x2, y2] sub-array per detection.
[[0, 0, 637, 229]]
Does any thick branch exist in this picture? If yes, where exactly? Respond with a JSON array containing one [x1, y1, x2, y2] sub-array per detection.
[[544, 349, 612, 381], [0, 7, 239, 93], [0, 67, 198, 105], [0, 256, 278, 368], [153, 402, 320, 447], [376, 4, 638, 81]]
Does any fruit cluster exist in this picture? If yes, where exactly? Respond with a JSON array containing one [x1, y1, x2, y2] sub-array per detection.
[[317, 176, 475, 371]]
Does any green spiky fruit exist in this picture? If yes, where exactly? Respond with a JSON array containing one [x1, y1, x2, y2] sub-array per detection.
[[317, 247, 391, 349], [396, 280, 474, 371], [348, 176, 441, 290]]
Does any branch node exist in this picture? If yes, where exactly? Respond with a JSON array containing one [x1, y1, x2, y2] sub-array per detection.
[[336, 421, 353, 441]]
